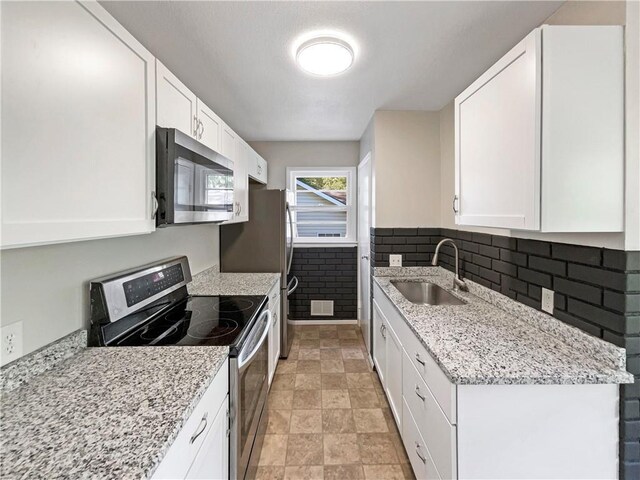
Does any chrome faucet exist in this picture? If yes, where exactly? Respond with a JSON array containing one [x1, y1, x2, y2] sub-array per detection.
[[432, 238, 469, 292]]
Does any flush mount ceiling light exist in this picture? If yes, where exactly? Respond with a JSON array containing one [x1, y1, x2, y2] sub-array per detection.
[[295, 36, 354, 76]]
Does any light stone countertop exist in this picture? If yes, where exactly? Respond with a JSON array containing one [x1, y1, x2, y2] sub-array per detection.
[[0, 345, 228, 480], [374, 267, 633, 385], [189, 266, 280, 297]]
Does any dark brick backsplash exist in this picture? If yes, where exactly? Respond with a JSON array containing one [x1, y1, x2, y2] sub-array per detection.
[[370, 226, 640, 478], [289, 247, 357, 320]]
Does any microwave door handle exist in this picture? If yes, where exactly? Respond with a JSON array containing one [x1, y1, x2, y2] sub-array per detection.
[[238, 310, 271, 371], [286, 203, 294, 275]]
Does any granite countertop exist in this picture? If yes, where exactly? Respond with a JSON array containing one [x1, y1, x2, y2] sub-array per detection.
[[189, 267, 280, 296], [0, 345, 228, 479], [374, 267, 633, 386]]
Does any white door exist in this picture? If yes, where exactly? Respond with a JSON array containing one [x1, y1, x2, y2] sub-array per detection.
[[196, 99, 222, 152], [372, 300, 387, 387], [185, 396, 229, 480], [358, 154, 372, 356], [455, 29, 541, 230], [1, 0, 156, 248], [385, 321, 403, 428], [156, 60, 198, 138]]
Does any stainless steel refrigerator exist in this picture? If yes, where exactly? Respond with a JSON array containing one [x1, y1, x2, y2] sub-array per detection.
[[220, 189, 297, 358]]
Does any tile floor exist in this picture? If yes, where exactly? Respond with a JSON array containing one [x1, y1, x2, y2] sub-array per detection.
[[258, 323, 415, 480]]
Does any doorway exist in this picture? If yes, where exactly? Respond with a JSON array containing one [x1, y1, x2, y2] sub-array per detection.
[[357, 153, 372, 361]]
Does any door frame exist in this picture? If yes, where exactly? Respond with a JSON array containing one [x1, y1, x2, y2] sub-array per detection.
[[357, 152, 372, 361]]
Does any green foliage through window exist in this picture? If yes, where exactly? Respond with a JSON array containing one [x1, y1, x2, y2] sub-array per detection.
[[297, 177, 347, 191]]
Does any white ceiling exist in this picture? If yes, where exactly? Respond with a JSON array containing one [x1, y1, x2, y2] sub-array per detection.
[[101, 1, 563, 141]]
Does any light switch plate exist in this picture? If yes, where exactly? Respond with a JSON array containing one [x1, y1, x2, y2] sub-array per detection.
[[1, 321, 23, 366], [389, 254, 402, 267], [541, 288, 554, 314]]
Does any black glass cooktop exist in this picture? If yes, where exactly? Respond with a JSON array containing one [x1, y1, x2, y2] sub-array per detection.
[[115, 295, 266, 347]]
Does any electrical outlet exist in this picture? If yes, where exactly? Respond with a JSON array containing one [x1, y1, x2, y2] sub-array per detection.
[[541, 288, 554, 314], [389, 254, 402, 267], [1, 321, 23, 366]]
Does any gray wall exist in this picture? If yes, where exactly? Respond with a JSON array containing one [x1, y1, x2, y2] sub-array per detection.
[[1, 225, 220, 357]]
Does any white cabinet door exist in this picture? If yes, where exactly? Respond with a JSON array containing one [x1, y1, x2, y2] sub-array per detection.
[[156, 61, 198, 138], [372, 300, 387, 387], [186, 395, 229, 480], [196, 99, 222, 153], [455, 29, 541, 230], [385, 320, 403, 428], [220, 123, 236, 160], [223, 134, 249, 224], [1, 0, 156, 249], [268, 295, 282, 385], [247, 150, 268, 185]]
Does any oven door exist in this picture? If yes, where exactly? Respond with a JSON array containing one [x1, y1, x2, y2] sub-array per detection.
[[156, 127, 234, 225], [231, 308, 271, 480]]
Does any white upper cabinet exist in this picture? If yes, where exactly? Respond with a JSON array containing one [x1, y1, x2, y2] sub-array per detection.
[[196, 99, 222, 153], [1, 0, 156, 249], [156, 60, 198, 138], [248, 150, 268, 185], [226, 135, 249, 224], [455, 26, 623, 232]]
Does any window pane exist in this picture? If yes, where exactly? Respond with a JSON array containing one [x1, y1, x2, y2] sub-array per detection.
[[294, 222, 347, 238], [295, 177, 347, 206], [296, 210, 347, 223]]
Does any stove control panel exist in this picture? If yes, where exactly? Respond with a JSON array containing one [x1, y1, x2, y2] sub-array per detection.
[[123, 263, 185, 307]]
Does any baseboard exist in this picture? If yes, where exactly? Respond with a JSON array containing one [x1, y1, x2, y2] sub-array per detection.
[[289, 319, 358, 325]]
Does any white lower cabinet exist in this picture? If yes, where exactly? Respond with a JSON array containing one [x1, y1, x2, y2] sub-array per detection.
[[373, 283, 619, 480], [153, 359, 229, 480], [268, 281, 282, 385]]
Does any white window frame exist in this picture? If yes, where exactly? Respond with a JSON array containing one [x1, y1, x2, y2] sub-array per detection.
[[287, 167, 357, 245]]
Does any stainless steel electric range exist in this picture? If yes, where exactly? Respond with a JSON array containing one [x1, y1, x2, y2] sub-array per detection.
[[88, 256, 270, 480]]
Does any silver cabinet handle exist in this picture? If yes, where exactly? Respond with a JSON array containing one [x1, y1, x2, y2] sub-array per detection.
[[361, 255, 369, 260], [190, 413, 208, 444], [415, 352, 425, 365], [381, 323, 387, 339], [273, 310, 278, 325], [415, 385, 425, 401], [151, 192, 159, 219], [238, 202, 242, 215], [199, 119, 204, 139], [452, 195, 459, 214], [193, 115, 199, 137], [415, 441, 427, 463]]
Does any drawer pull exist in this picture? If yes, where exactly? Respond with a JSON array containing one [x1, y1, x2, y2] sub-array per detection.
[[415, 385, 426, 401], [190, 413, 208, 444], [415, 352, 426, 365], [380, 324, 387, 339], [415, 441, 427, 463]]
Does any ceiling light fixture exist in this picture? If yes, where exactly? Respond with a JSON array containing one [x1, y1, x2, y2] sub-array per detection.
[[295, 36, 354, 76]]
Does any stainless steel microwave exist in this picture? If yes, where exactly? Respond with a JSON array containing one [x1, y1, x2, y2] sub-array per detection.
[[156, 127, 234, 226]]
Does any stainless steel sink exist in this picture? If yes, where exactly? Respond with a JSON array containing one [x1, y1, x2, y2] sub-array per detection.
[[391, 281, 466, 306]]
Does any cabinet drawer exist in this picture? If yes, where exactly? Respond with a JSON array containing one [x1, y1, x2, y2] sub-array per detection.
[[153, 359, 229, 479], [403, 352, 457, 479], [268, 281, 280, 312], [373, 283, 456, 424], [402, 399, 441, 480]]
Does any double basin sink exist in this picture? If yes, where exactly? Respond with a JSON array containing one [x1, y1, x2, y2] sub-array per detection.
[[391, 280, 466, 306]]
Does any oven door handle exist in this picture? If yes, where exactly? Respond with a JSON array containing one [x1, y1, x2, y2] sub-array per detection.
[[238, 310, 271, 371]]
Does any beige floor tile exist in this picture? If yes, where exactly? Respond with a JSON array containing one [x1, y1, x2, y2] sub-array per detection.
[[292, 389, 322, 409], [340, 338, 364, 348], [296, 360, 321, 373], [346, 373, 375, 389], [320, 338, 341, 349], [259, 434, 289, 466], [298, 349, 321, 360], [321, 390, 351, 409], [319, 324, 337, 331], [276, 361, 298, 375], [319, 329, 339, 339], [295, 373, 322, 390], [353, 409, 389, 433], [336, 324, 357, 331], [290, 409, 323, 433], [341, 347, 364, 359], [269, 390, 294, 410], [357, 433, 399, 464], [286, 434, 324, 465], [322, 409, 356, 433], [363, 464, 406, 480], [338, 329, 358, 339], [299, 330, 320, 340], [323, 433, 361, 465], [267, 409, 292, 434], [344, 359, 371, 373], [299, 339, 321, 349], [320, 359, 345, 373], [401, 463, 416, 479], [320, 348, 343, 361], [255, 466, 285, 480], [283, 465, 324, 480], [321, 373, 348, 390], [324, 465, 365, 480], [272, 374, 296, 391], [349, 388, 381, 408]]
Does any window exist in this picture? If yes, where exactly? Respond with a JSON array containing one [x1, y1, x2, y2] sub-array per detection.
[[287, 167, 356, 244]]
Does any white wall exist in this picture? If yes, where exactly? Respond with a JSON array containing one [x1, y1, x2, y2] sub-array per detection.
[[372, 111, 441, 228], [249, 141, 360, 189], [0, 225, 219, 357]]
